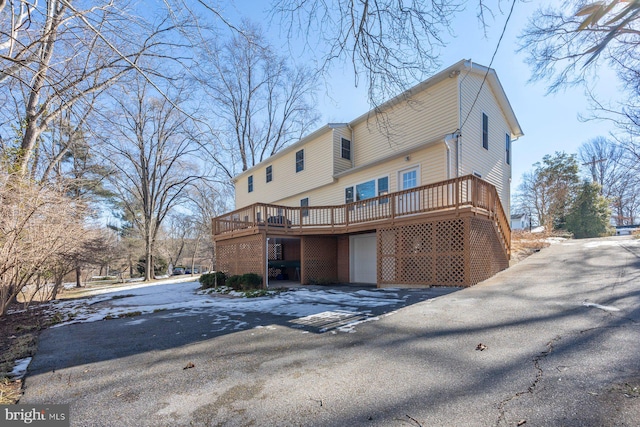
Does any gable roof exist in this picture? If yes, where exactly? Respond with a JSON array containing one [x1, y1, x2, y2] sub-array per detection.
[[233, 59, 523, 182]]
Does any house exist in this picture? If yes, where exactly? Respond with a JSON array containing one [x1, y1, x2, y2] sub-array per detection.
[[212, 59, 523, 287], [511, 213, 531, 231], [615, 225, 640, 236]]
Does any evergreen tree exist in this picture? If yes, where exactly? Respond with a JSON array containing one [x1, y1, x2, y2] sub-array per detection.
[[566, 181, 612, 239]]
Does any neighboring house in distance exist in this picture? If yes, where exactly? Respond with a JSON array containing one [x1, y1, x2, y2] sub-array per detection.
[[511, 213, 531, 231], [615, 225, 640, 236], [213, 59, 523, 288]]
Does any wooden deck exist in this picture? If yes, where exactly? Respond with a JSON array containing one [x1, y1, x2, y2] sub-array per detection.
[[213, 175, 510, 256]]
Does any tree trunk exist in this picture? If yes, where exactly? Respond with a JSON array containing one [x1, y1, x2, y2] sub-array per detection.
[[144, 229, 153, 281], [16, 0, 63, 176], [51, 277, 63, 300], [145, 251, 153, 281], [75, 265, 82, 287], [190, 236, 201, 276]]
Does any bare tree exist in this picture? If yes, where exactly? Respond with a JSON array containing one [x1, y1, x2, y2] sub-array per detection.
[[577, 136, 640, 225], [271, 0, 508, 106], [578, 137, 625, 195], [194, 21, 319, 178], [158, 213, 193, 268], [100, 78, 203, 281], [0, 174, 88, 316], [186, 181, 230, 272], [0, 0, 187, 178], [520, 1, 640, 163]]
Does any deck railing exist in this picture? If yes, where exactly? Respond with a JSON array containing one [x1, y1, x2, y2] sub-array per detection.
[[214, 175, 510, 253]]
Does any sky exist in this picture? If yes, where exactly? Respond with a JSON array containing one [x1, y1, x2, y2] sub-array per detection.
[[221, 0, 620, 197]]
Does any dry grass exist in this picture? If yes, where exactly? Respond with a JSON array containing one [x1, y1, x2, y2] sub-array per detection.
[[0, 304, 51, 404], [510, 229, 569, 263], [0, 378, 23, 404]]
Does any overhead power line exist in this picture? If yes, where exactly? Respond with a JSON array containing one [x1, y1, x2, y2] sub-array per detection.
[[460, 0, 517, 131]]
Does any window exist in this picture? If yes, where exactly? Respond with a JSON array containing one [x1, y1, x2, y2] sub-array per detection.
[[300, 197, 309, 217], [402, 170, 417, 189], [345, 176, 389, 204], [248, 175, 253, 193], [345, 187, 354, 204], [266, 165, 273, 182], [505, 133, 511, 165], [482, 113, 489, 150], [341, 138, 351, 160], [356, 180, 375, 201], [378, 177, 389, 204], [296, 149, 304, 172]]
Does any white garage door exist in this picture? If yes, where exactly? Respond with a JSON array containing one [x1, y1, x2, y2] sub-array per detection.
[[350, 234, 377, 284]]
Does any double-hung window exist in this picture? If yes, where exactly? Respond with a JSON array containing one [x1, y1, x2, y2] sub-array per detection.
[[482, 113, 489, 150], [300, 197, 309, 217], [266, 165, 273, 182], [295, 150, 304, 172], [505, 133, 511, 165], [248, 175, 253, 193], [341, 138, 351, 160]]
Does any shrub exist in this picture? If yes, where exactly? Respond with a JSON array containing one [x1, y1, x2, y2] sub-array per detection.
[[199, 272, 226, 289], [225, 273, 263, 291], [226, 275, 242, 291], [241, 273, 263, 289], [136, 256, 168, 276]]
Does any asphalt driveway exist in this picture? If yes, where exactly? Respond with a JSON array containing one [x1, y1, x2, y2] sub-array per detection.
[[21, 236, 640, 426]]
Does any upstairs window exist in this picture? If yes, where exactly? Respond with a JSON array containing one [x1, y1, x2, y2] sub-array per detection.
[[248, 175, 253, 193], [341, 138, 351, 160], [266, 165, 273, 182], [505, 133, 511, 165], [482, 113, 489, 150], [300, 197, 309, 217], [296, 149, 304, 172]]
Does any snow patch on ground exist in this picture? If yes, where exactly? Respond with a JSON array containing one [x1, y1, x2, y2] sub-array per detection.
[[10, 357, 32, 379], [583, 302, 621, 312], [545, 237, 567, 244], [47, 280, 407, 334], [584, 239, 640, 248]]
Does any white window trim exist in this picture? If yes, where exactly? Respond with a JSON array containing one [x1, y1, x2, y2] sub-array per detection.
[[397, 165, 421, 191], [344, 175, 390, 203], [505, 132, 511, 165], [482, 111, 489, 150]]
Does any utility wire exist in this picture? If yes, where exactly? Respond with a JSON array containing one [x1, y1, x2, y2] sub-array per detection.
[[460, 0, 517, 130]]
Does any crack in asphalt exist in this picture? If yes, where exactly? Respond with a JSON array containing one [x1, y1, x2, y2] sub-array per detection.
[[495, 335, 562, 427]]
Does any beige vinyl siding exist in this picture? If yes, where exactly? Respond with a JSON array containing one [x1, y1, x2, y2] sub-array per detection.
[[352, 78, 459, 167], [459, 73, 513, 217], [233, 63, 518, 219], [234, 130, 334, 208], [274, 143, 447, 207], [333, 127, 353, 175]]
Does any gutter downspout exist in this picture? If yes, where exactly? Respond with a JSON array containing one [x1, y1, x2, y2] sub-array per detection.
[[265, 237, 270, 289], [443, 134, 455, 180], [458, 59, 472, 177], [458, 67, 463, 177], [347, 124, 355, 168]]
